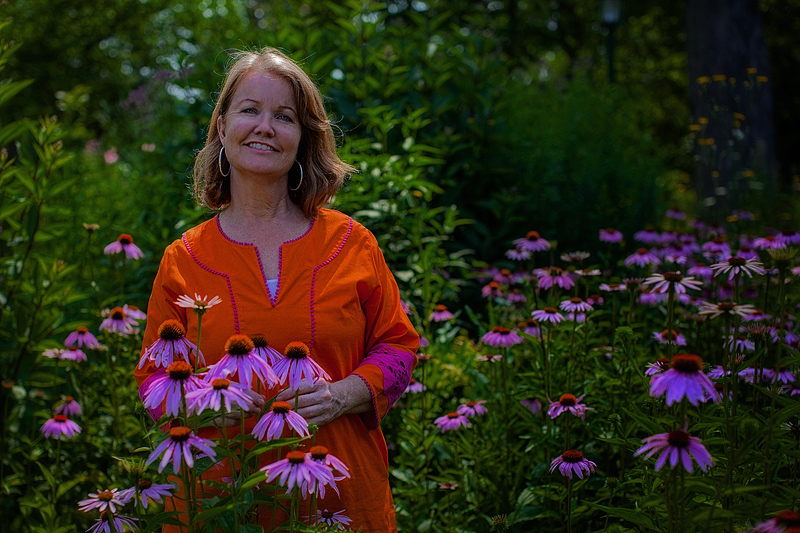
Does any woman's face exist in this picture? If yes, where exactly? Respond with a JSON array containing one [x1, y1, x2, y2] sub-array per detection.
[[218, 70, 302, 184]]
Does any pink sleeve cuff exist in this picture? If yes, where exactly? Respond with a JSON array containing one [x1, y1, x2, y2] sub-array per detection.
[[355, 343, 415, 429]]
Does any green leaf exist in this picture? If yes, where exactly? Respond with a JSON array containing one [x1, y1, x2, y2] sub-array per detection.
[[585, 502, 660, 530]]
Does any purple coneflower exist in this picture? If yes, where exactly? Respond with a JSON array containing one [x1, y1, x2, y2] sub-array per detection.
[[123, 305, 146, 321], [633, 428, 713, 472], [643, 271, 702, 294], [434, 412, 471, 432], [250, 333, 283, 366], [513, 231, 551, 252], [624, 248, 661, 268], [438, 482, 459, 490], [143, 361, 205, 417], [128, 480, 175, 509], [753, 510, 800, 533], [104, 233, 143, 259], [559, 297, 593, 314], [736, 245, 759, 261], [405, 378, 426, 393], [61, 346, 88, 362], [710, 256, 766, 279], [261, 450, 334, 497], [753, 234, 786, 250], [506, 289, 527, 303], [55, 396, 82, 417], [312, 509, 353, 530], [86, 512, 138, 533], [481, 326, 523, 347], [701, 237, 731, 256], [547, 394, 591, 420], [186, 378, 256, 416], [536, 267, 575, 290], [99, 307, 136, 335], [778, 229, 800, 245], [65, 326, 101, 349], [645, 358, 671, 377], [561, 251, 591, 263], [307, 445, 351, 497], [725, 334, 754, 353], [42, 348, 64, 359], [206, 334, 279, 389], [78, 488, 133, 514], [531, 307, 565, 324], [649, 354, 719, 406], [743, 308, 771, 322], [493, 268, 515, 284], [651, 330, 687, 346], [520, 318, 540, 336], [481, 281, 504, 299], [506, 247, 532, 261], [251, 400, 310, 441], [687, 263, 713, 279], [550, 450, 596, 479], [139, 319, 202, 370], [457, 400, 488, 418], [666, 207, 686, 220], [430, 304, 455, 322], [600, 228, 623, 243], [175, 293, 222, 310], [521, 398, 541, 414], [41, 415, 81, 439], [698, 301, 757, 319], [271, 341, 331, 391], [599, 282, 626, 292], [146, 426, 216, 474], [771, 366, 796, 385], [476, 354, 503, 363], [634, 227, 661, 245]]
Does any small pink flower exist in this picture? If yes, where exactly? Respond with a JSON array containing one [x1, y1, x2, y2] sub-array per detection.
[[481, 326, 523, 347], [103, 234, 143, 259], [634, 428, 712, 472], [550, 450, 596, 479], [624, 248, 661, 268], [457, 400, 488, 418], [78, 488, 132, 514], [99, 307, 137, 335], [41, 415, 81, 439], [55, 396, 82, 417], [559, 297, 593, 313], [429, 304, 455, 322], [251, 401, 310, 442], [513, 231, 551, 252], [531, 307, 565, 324], [600, 228, 623, 243], [547, 394, 591, 420], [434, 412, 471, 432], [65, 326, 101, 349], [521, 398, 541, 414]]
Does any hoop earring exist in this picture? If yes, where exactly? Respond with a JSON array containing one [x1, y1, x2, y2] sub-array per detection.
[[290, 161, 304, 191], [218, 146, 230, 177]]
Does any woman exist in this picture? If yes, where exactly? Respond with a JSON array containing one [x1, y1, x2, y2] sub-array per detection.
[[135, 47, 419, 532]]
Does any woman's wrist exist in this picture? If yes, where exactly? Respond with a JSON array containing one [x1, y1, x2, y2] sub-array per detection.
[[332, 374, 372, 416]]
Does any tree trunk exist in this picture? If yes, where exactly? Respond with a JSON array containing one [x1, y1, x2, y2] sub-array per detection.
[[686, 0, 777, 223]]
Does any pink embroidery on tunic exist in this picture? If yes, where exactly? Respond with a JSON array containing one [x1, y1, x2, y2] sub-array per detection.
[[183, 233, 240, 333], [357, 342, 415, 428], [309, 218, 353, 351]]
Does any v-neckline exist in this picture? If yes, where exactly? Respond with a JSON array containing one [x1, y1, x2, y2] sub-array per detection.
[[214, 213, 316, 306]]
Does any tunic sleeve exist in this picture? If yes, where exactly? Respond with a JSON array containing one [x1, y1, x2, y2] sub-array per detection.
[[351, 231, 419, 429], [135, 243, 189, 421]]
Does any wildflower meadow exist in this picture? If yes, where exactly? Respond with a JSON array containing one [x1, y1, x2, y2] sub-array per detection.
[[3, 3, 800, 533]]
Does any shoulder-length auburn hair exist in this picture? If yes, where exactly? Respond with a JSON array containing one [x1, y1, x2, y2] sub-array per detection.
[[192, 47, 354, 218]]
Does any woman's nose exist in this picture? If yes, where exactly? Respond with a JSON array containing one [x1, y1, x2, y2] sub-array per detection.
[[254, 116, 275, 137]]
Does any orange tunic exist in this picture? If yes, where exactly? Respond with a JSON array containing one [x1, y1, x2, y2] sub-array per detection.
[[135, 208, 419, 532]]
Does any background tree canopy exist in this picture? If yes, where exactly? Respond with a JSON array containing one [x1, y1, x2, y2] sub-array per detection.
[[2, 0, 799, 265]]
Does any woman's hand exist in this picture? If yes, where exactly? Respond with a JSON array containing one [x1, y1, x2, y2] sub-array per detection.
[[214, 388, 266, 427], [274, 375, 372, 426]]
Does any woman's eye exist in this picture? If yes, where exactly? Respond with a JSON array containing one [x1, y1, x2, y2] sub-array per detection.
[[277, 114, 293, 122], [242, 108, 257, 114]]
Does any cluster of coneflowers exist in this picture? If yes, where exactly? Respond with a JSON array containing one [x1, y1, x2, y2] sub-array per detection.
[[39, 234, 153, 446], [419, 211, 800, 526], [129, 299, 352, 531], [43, 231, 354, 532]]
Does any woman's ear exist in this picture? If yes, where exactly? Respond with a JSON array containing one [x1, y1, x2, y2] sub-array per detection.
[[217, 115, 226, 145]]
